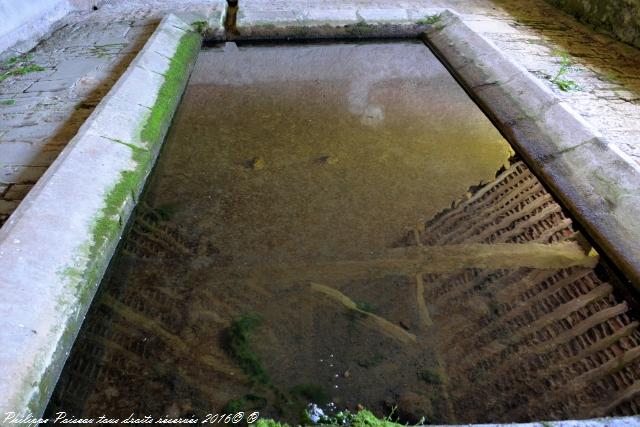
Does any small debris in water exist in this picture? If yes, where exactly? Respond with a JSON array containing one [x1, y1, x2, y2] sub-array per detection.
[[307, 404, 326, 423], [315, 155, 338, 165], [246, 156, 265, 170]]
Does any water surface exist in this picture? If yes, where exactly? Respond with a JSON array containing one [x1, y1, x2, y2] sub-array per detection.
[[51, 41, 591, 424]]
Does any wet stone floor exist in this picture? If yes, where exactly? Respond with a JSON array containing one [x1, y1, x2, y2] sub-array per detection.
[[47, 42, 640, 424]]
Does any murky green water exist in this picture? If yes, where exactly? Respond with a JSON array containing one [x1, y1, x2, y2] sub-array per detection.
[[49, 42, 631, 425]]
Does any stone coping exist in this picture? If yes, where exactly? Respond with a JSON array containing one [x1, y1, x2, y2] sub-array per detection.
[[0, 13, 203, 421], [228, 7, 445, 40]]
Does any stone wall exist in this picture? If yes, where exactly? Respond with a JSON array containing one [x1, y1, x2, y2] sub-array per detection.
[[0, 0, 103, 57], [546, 0, 640, 48]]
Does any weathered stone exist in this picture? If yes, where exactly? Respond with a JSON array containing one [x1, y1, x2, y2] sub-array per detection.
[[0, 14, 202, 421], [238, 9, 302, 27], [426, 10, 640, 287], [546, 0, 640, 49], [303, 9, 358, 25], [358, 8, 409, 23], [24, 78, 76, 93], [47, 57, 104, 80], [1, 123, 61, 142]]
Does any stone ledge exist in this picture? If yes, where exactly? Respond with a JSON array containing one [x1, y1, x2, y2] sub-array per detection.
[[233, 8, 431, 39], [423, 10, 640, 289], [0, 13, 204, 420]]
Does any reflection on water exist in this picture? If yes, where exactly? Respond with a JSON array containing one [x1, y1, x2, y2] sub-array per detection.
[[48, 42, 640, 424]]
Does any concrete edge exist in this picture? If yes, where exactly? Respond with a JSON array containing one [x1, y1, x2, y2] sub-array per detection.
[[230, 8, 445, 39], [422, 10, 640, 290], [0, 13, 204, 422]]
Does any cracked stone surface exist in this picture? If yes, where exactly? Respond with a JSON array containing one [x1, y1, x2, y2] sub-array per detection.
[[1, 0, 640, 229]]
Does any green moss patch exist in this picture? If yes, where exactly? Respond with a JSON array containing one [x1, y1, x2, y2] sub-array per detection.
[[418, 369, 443, 384], [416, 14, 442, 25], [28, 25, 202, 418], [0, 55, 46, 82], [140, 30, 200, 145], [227, 314, 270, 385], [65, 28, 201, 290], [256, 409, 405, 427]]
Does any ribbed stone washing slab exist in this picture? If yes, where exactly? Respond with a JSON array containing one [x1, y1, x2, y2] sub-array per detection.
[[422, 10, 640, 291]]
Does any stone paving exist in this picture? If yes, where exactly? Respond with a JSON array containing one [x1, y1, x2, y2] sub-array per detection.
[[1, 0, 640, 228], [0, 0, 222, 226]]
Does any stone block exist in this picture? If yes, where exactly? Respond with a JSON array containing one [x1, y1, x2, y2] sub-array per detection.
[[358, 8, 409, 23]]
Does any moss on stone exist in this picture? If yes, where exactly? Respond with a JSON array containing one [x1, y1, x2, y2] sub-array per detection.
[[141, 30, 200, 146], [0, 58, 45, 82], [62, 27, 201, 302], [21, 26, 203, 420], [191, 20, 208, 34], [416, 14, 442, 25], [346, 21, 376, 36]]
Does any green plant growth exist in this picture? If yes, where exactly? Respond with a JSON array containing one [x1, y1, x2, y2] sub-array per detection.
[[61, 28, 200, 311], [0, 99, 15, 105], [418, 369, 443, 385], [258, 409, 406, 427], [347, 21, 376, 36], [550, 52, 579, 91], [416, 14, 441, 25], [256, 420, 291, 427], [228, 314, 270, 385], [355, 301, 377, 314], [191, 20, 208, 34], [0, 55, 45, 82]]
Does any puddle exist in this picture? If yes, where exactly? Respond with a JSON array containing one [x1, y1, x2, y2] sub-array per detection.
[[47, 42, 640, 424]]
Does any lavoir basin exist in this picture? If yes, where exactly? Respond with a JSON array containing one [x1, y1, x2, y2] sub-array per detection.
[[41, 37, 640, 425], [0, 9, 636, 425]]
